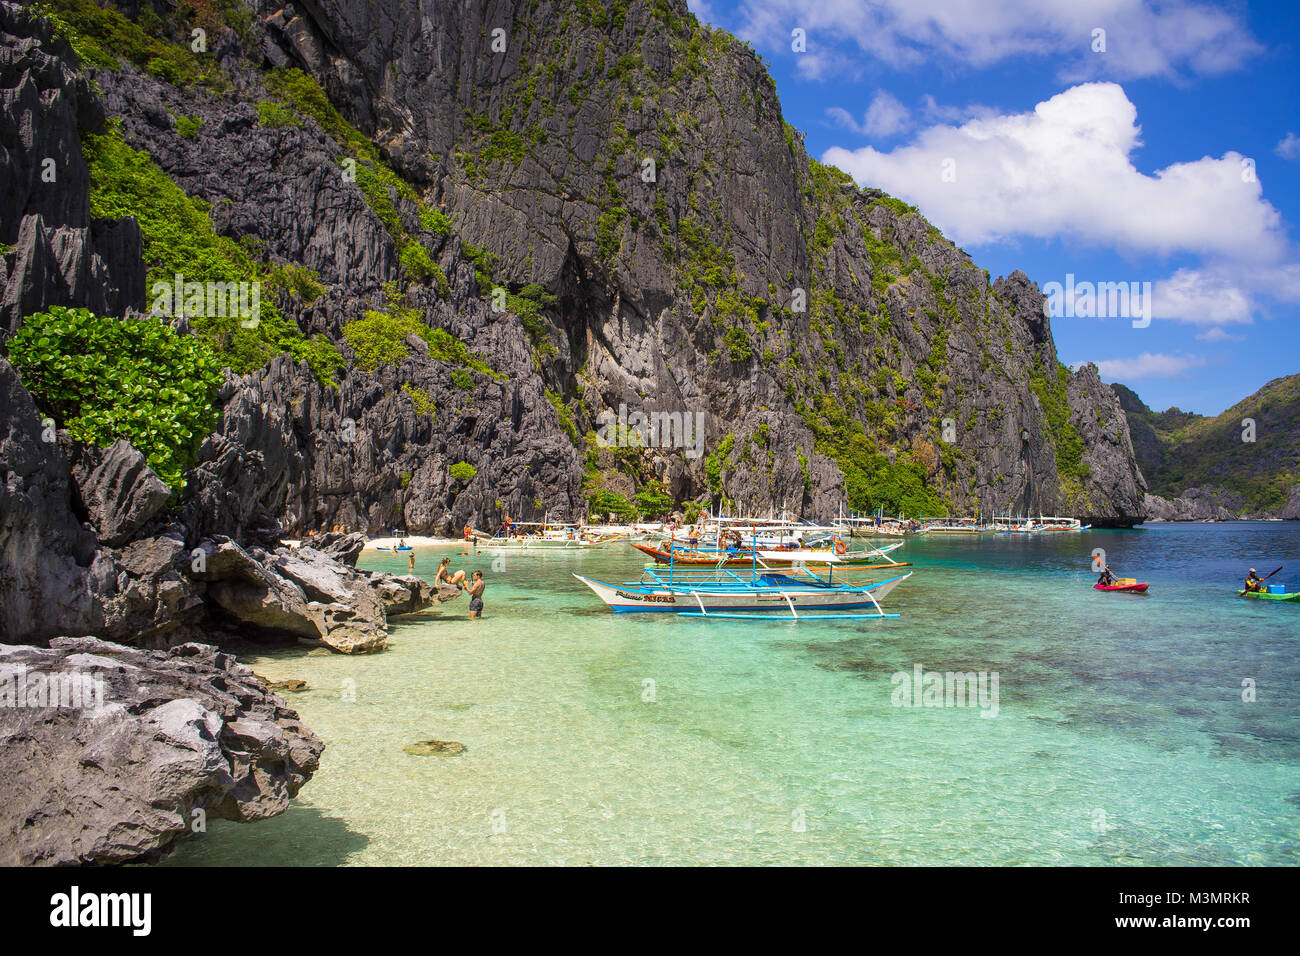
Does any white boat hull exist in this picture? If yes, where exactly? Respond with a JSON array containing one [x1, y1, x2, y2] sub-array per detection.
[[573, 571, 911, 613]]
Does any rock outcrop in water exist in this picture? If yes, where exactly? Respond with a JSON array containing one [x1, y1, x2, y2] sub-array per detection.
[[1143, 488, 1240, 522], [0, 637, 324, 865]]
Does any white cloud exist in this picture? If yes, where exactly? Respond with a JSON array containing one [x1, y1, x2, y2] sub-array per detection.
[[863, 91, 910, 137], [919, 94, 996, 124], [827, 91, 911, 138], [1276, 133, 1300, 161], [1195, 328, 1244, 342], [822, 83, 1286, 262], [735, 0, 1261, 81], [1152, 269, 1254, 325], [1094, 352, 1207, 380]]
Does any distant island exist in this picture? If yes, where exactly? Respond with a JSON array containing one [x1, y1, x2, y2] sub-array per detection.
[[1113, 375, 1300, 520]]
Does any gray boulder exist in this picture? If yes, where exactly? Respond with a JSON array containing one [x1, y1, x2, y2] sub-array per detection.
[[0, 637, 323, 866]]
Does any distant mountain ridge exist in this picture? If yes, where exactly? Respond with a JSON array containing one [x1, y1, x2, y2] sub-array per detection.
[[1112, 375, 1300, 518]]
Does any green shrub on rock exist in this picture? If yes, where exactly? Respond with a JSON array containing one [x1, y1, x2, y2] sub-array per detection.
[[7, 306, 223, 491], [449, 462, 477, 483]]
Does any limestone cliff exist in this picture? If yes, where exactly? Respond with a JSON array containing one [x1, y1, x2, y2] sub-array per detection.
[[3, 0, 1148, 542]]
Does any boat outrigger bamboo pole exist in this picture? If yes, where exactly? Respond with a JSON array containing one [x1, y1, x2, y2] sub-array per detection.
[[668, 527, 674, 585]]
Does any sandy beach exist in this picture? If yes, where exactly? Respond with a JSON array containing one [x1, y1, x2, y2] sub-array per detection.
[[364, 535, 466, 550]]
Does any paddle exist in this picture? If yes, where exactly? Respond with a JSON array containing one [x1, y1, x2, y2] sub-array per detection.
[[1238, 565, 1282, 596]]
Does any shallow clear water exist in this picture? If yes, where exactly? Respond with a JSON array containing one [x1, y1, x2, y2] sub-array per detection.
[[165, 523, 1300, 865]]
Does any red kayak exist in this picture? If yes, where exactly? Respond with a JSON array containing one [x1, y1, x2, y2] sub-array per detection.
[[1094, 582, 1149, 593]]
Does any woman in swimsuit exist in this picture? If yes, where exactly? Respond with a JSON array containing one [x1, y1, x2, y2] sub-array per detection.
[[435, 556, 466, 588]]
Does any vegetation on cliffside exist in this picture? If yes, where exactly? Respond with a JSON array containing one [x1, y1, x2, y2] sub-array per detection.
[[1115, 377, 1300, 512], [6, 306, 223, 490]]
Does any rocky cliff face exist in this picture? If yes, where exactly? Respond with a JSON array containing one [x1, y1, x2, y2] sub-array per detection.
[[1, 0, 1147, 541], [240, 0, 1147, 526]]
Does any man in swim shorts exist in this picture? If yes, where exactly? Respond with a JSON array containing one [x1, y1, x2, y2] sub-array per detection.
[[468, 570, 485, 619]]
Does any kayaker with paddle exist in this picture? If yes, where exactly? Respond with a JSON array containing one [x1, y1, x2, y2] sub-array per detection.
[[1097, 565, 1116, 587]]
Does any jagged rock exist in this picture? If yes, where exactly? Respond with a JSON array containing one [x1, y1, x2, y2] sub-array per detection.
[[0, 4, 143, 334], [311, 530, 367, 567], [0, 637, 323, 865], [0, 214, 146, 333], [186, 538, 395, 653], [0, 2, 103, 241], [65, 437, 171, 547], [36, 0, 1143, 534], [0, 356, 99, 642], [0, 362, 430, 650]]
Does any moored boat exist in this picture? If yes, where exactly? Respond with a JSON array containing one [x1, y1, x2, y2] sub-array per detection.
[[573, 566, 912, 620], [632, 539, 909, 570], [478, 520, 599, 550]]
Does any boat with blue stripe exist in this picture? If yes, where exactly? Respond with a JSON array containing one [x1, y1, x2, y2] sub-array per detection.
[[573, 562, 912, 621]]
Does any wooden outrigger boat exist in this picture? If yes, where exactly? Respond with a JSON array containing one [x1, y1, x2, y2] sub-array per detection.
[[477, 520, 599, 551], [572, 565, 912, 620], [631, 540, 911, 570], [922, 517, 989, 534]]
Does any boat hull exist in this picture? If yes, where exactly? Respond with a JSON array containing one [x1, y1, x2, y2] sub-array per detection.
[[1243, 590, 1300, 601], [1094, 582, 1150, 593], [479, 539, 597, 551], [631, 542, 907, 569], [573, 571, 911, 613]]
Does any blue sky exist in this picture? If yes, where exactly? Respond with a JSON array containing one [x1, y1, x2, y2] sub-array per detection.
[[687, 0, 1299, 415]]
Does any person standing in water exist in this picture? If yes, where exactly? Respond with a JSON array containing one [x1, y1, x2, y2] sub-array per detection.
[[467, 570, 485, 619], [408, 551, 415, 573]]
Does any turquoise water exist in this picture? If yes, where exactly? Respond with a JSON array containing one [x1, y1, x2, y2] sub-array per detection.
[[165, 523, 1300, 865]]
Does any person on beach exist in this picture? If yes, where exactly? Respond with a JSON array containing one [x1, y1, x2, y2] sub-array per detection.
[[435, 556, 466, 589], [1097, 565, 1115, 587], [1244, 568, 1265, 593], [468, 571, 485, 619]]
